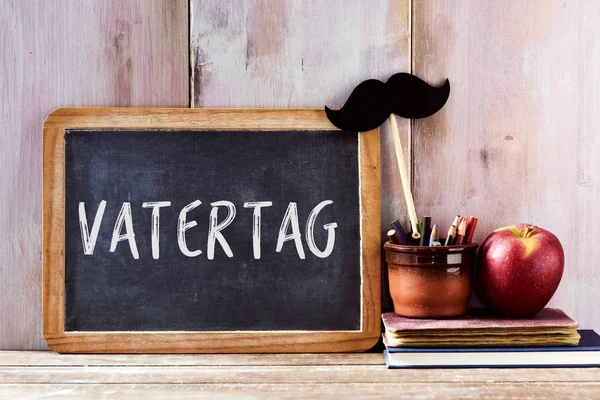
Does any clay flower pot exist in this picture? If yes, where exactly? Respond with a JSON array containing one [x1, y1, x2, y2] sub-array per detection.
[[384, 242, 479, 318]]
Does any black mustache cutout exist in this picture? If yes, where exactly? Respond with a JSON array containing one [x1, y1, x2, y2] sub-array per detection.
[[325, 73, 450, 132]]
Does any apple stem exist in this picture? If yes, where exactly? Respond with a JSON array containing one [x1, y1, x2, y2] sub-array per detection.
[[524, 225, 537, 238]]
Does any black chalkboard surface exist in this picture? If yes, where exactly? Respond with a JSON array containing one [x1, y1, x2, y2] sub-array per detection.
[[43, 108, 380, 353], [64, 129, 360, 331]]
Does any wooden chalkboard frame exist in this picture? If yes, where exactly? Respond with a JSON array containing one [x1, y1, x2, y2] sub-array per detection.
[[43, 108, 381, 353]]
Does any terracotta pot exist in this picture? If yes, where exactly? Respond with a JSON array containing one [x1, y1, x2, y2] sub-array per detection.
[[384, 242, 479, 318]]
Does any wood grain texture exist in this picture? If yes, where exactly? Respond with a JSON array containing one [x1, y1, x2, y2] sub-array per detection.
[[190, 0, 411, 311], [0, 0, 188, 350], [3, 364, 600, 384], [3, 383, 600, 400], [42, 108, 380, 353], [412, 1, 600, 330], [359, 127, 383, 338], [0, 352, 384, 366], [0, 352, 598, 399], [0, 351, 598, 383]]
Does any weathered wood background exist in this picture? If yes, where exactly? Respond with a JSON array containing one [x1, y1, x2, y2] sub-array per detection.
[[0, 0, 189, 350], [412, 0, 600, 328], [1, 0, 599, 349], [190, 0, 410, 315]]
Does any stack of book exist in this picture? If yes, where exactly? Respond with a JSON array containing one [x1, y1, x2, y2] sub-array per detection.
[[382, 308, 600, 368]]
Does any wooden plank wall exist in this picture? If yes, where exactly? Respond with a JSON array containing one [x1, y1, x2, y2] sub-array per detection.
[[412, 0, 600, 329], [190, 0, 410, 220], [0, 0, 188, 349], [3, 0, 599, 348], [190, 0, 411, 311]]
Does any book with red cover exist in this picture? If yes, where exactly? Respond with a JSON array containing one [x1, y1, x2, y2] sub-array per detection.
[[382, 308, 580, 347]]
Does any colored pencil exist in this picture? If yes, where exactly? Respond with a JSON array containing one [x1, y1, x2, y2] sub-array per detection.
[[387, 229, 400, 244], [451, 215, 461, 230], [465, 216, 479, 244], [456, 218, 468, 245], [419, 216, 432, 246], [444, 224, 457, 246], [429, 224, 441, 246], [391, 220, 409, 245], [444, 215, 461, 245]]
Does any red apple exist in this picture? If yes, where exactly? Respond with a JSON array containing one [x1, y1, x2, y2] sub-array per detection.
[[476, 224, 564, 317]]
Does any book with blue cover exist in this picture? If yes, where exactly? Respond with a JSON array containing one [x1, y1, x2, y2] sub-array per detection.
[[384, 330, 600, 368]]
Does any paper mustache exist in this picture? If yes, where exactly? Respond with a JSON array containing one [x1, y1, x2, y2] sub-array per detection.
[[325, 73, 450, 132]]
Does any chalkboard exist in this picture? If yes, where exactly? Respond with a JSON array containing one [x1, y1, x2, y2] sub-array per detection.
[[43, 108, 380, 353]]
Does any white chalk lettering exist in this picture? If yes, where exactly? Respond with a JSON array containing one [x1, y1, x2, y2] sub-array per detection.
[[142, 201, 172, 260], [109, 202, 139, 259], [243, 201, 273, 259], [306, 200, 337, 258], [78, 200, 106, 255], [207, 201, 236, 260], [78, 199, 339, 260], [275, 202, 305, 259], [177, 200, 202, 257]]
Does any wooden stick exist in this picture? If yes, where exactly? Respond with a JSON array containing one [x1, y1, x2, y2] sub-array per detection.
[[389, 114, 420, 239]]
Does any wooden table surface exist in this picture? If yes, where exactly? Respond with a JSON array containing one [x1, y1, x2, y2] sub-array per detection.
[[0, 352, 598, 399]]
